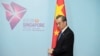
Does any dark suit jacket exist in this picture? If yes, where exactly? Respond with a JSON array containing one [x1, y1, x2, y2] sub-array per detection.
[[52, 27, 74, 56]]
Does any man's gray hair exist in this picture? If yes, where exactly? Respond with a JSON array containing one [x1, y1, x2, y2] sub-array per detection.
[[56, 15, 67, 22]]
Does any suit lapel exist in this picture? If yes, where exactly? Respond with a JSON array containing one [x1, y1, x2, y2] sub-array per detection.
[[57, 27, 69, 42]]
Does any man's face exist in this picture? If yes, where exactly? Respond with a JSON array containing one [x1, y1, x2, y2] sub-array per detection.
[[56, 17, 66, 31]]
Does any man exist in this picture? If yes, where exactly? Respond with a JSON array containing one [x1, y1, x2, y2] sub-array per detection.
[[48, 15, 74, 56]]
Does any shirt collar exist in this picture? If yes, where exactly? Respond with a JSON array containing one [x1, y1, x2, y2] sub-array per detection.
[[61, 26, 68, 33]]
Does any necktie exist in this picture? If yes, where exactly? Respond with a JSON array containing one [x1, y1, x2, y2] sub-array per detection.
[[58, 32, 62, 40]]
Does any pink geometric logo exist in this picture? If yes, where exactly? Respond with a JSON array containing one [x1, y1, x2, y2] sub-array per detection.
[[2, 2, 26, 30]]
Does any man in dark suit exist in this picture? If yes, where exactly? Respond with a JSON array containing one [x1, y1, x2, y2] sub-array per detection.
[[48, 15, 74, 56]]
